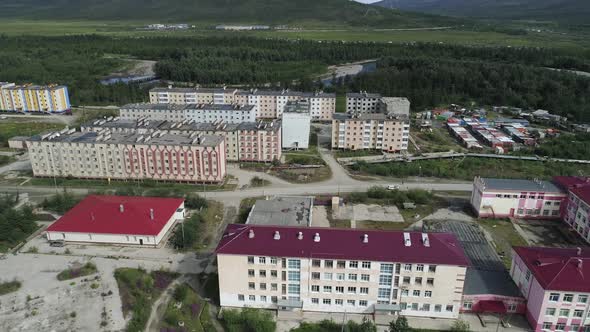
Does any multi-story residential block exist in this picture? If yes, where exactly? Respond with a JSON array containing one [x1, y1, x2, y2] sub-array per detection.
[[25, 129, 226, 183], [282, 101, 311, 149], [81, 117, 281, 163], [554, 177, 590, 244], [346, 93, 410, 117], [510, 246, 590, 332], [119, 103, 257, 124], [470, 177, 567, 219], [149, 86, 238, 104], [0, 83, 71, 113], [235, 90, 336, 120], [216, 224, 469, 318], [331, 113, 410, 152]]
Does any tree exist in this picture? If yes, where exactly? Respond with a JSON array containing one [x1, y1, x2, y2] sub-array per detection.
[[450, 320, 470, 332], [389, 316, 410, 332]]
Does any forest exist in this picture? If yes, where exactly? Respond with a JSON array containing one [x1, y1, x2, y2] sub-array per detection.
[[1, 35, 589, 119]]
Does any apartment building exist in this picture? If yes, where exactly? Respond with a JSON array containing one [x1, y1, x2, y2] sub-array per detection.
[[119, 103, 257, 124], [282, 101, 311, 149], [149, 86, 238, 105], [331, 113, 410, 152], [25, 130, 226, 183], [346, 93, 410, 117], [510, 246, 590, 332], [0, 83, 70, 113], [470, 177, 566, 219], [554, 177, 590, 244], [81, 117, 282, 163], [216, 224, 469, 318]]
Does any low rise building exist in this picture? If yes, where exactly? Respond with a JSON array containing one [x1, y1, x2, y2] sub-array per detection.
[[0, 83, 70, 113], [46, 195, 185, 246], [553, 176, 590, 244], [119, 103, 257, 124], [510, 246, 590, 332], [246, 196, 314, 227], [216, 225, 469, 318], [25, 129, 226, 183], [282, 101, 311, 149], [470, 177, 566, 219], [332, 113, 410, 153]]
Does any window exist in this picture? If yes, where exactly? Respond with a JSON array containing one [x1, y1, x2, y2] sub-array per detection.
[[362, 261, 371, 269], [422, 304, 431, 311], [361, 274, 370, 282], [348, 274, 358, 281], [380, 275, 393, 286], [549, 293, 560, 302], [271, 283, 277, 291], [559, 309, 570, 317], [312, 298, 319, 304], [556, 323, 566, 331], [324, 273, 333, 280], [348, 287, 356, 294], [312, 259, 321, 267], [564, 294, 574, 302], [416, 264, 424, 272], [579, 295, 589, 303], [271, 270, 277, 278], [359, 300, 368, 306], [259, 257, 266, 264], [446, 305, 453, 312], [323, 286, 332, 293], [260, 270, 266, 278], [336, 273, 345, 281], [288, 284, 300, 295], [323, 298, 331, 305], [425, 291, 432, 298], [542, 322, 552, 330], [415, 277, 422, 285], [463, 302, 473, 310], [429, 265, 437, 273], [311, 285, 319, 293], [288, 271, 300, 281], [360, 287, 369, 295], [347, 300, 356, 306], [325, 260, 333, 268], [270, 257, 277, 265], [248, 282, 255, 290], [402, 289, 409, 296], [248, 256, 254, 264], [411, 303, 419, 311], [248, 269, 255, 277], [574, 310, 584, 318], [349, 261, 359, 268], [378, 288, 391, 299], [238, 294, 245, 301], [413, 290, 420, 297], [545, 308, 556, 316], [404, 264, 412, 271], [335, 299, 343, 306], [249, 295, 255, 301], [336, 286, 344, 294], [571, 325, 580, 332], [525, 270, 531, 281], [380, 264, 394, 274], [311, 272, 320, 280], [337, 261, 346, 268], [288, 259, 300, 269], [435, 305, 442, 312]]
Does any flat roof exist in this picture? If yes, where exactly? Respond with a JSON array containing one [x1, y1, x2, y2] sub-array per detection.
[[151, 87, 237, 93], [333, 112, 409, 121], [216, 224, 470, 266], [480, 178, 563, 193], [121, 103, 255, 111], [237, 90, 334, 98], [246, 196, 313, 227], [463, 268, 522, 297], [346, 92, 382, 99], [83, 118, 281, 133], [47, 195, 184, 236], [28, 131, 223, 147]]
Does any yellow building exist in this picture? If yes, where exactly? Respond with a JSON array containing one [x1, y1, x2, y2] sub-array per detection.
[[0, 83, 71, 113]]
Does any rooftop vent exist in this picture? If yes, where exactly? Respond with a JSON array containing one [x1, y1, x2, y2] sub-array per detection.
[[298, 232, 303, 240], [577, 258, 583, 269], [363, 234, 368, 243], [422, 233, 430, 247], [149, 208, 154, 220], [577, 247, 582, 255], [248, 229, 255, 239], [274, 231, 281, 240], [314, 233, 320, 243], [404, 232, 411, 247], [119, 204, 124, 213]]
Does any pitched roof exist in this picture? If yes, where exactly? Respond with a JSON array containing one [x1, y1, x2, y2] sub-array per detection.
[[513, 246, 590, 292], [216, 224, 470, 266], [553, 176, 590, 204], [46, 195, 184, 236]]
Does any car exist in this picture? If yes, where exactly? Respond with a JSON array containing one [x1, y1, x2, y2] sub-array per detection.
[[387, 185, 400, 190], [49, 240, 65, 247]]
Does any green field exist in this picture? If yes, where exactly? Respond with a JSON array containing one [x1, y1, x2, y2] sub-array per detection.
[[0, 121, 65, 147]]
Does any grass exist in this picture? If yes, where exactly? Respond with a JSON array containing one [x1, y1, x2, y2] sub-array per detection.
[[356, 220, 413, 231], [250, 176, 270, 188], [161, 283, 216, 332], [237, 197, 262, 224], [71, 107, 119, 127], [413, 126, 465, 154], [336, 94, 346, 113], [0, 280, 21, 296], [114, 268, 179, 332], [0, 155, 15, 167], [0, 121, 65, 147], [198, 201, 224, 250], [57, 262, 98, 281], [478, 219, 528, 268], [271, 166, 332, 184], [333, 149, 383, 159]]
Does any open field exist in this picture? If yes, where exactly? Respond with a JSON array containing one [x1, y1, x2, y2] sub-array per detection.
[[0, 121, 66, 147]]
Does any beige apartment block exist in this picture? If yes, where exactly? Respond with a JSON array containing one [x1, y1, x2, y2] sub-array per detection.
[[216, 225, 468, 318], [26, 130, 227, 183], [119, 103, 257, 124], [149, 86, 238, 104], [332, 113, 410, 153]]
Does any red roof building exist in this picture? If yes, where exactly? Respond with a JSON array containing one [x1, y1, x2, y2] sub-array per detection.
[[553, 176, 590, 244], [46, 195, 185, 246]]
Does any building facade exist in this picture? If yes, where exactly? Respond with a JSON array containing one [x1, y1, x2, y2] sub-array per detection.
[[119, 103, 257, 124], [332, 113, 410, 152], [149, 86, 238, 105], [346, 92, 383, 113], [470, 177, 566, 219], [26, 130, 226, 183], [82, 118, 281, 163], [46, 195, 185, 246], [282, 106, 311, 149], [554, 177, 590, 244], [216, 225, 469, 318], [510, 247, 590, 332], [0, 83, 70, 113]]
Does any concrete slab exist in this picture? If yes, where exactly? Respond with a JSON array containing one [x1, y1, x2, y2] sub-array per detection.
[[311, 206, 330, 228], [333, 204, 403, 222]]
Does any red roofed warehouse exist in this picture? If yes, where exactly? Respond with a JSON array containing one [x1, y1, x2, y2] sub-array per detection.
[[215, 224, 470, 319], [510, 246, 590, 332], [46, 195, 185, 246]]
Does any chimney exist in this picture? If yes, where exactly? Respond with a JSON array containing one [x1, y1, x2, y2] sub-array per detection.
[[363, 234, 368, 243], [577, 247, 582, 255], [297, 232, 303, 240], [577, 258, 583, 269], [314, 233, 320, 243], [422, 233, 430, 247], [248, 229, 255, 239], [150, 209, 154, 220], [91, 212, 95, 221], [119, 204, 124, 213], [404, 232, 411, 247], [274, 231, 281, 240]]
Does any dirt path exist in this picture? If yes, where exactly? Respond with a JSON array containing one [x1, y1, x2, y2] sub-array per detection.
[[145, 275, 189, 332]]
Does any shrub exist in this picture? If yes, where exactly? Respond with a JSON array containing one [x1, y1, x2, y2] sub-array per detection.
[[184, 194, 208, 210], [0, 280, 21, 296], [173, 284, 188, 302], [451, 320, 470, 332], [223, 308, 276, 332]]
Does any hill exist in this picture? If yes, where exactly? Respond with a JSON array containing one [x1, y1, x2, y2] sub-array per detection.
[[0, 0, 460, 27], [373, 0, 590, 23]]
